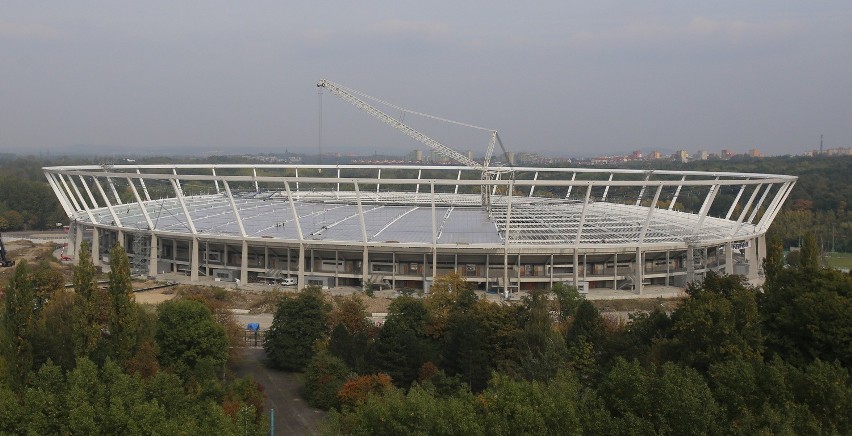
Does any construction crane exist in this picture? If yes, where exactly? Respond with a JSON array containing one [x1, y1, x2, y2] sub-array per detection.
[[316, 79, 512, 208], [0, 233, 15, 267]]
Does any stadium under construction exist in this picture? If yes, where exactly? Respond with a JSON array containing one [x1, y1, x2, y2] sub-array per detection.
[[43, 81, 796, 296]]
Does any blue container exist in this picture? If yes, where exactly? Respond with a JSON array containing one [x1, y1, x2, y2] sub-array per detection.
[[247, 322, 260, 332]]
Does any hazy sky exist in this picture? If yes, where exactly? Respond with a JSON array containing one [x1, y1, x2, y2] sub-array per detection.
[[1, 1, 850, 157]]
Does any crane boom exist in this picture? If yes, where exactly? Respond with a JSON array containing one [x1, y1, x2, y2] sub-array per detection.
[[317, 79, 484, 170]]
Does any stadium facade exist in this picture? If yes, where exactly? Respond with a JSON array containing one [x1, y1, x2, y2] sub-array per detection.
[[43, 163, 795, 296]]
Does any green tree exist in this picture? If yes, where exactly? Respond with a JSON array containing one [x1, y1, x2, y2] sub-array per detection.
[[763, 234, 785, 282], [799, 233, 820, 270], [371, 295, 436, 387], [327, 294, 373, 373], [155, 299, 228, 379], [31, 290, 76, 371], [31, 260, 64, 310], [442, 288, 492, 392], [106, 244, 138, 364], [264, 286, 331, 371], [424, 272, 470, 338], [518, 290, 567, 381], [668, 272, 764, 370], [304, 351, 351, 410], [1, 261, 37, 391], [72, 242, 109, 360], [761, 267, 852, 366]]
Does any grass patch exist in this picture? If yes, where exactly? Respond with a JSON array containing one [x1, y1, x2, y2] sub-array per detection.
[[591, 297, 684, 313], [825, 252, 852, 269]]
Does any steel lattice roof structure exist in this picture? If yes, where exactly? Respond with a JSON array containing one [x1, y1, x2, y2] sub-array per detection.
[[43, 164, 796, 250], [43, 163, 796, 295]]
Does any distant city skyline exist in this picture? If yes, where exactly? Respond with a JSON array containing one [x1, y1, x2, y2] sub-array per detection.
[[2, 2, 850, 157]]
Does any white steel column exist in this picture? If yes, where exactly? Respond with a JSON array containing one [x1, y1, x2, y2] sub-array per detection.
[[725, 184, 747, 220], [575, 185, 593, 243], [730, 184, 763, 237], [638, 185, 663, 243], [669, 176, 687, 210], [573, 250, 579, 288], [136, 169, 151, 201], [503, 180, 514, 298], [68, 176, 98, 224], [149, 234, 158, 276], [601, 173, 614, 201], [549, 254, 554, 287], [252, 168, 260, 193], [58, 174, 82, 212], [635, 172, 651, 206], [92, 177, 121, 226], [172, 168, 184, 196], [746, 184, 772, 225], [612, 253, 618, 291], [725, 242, 733, 274], [758, 182, 794, 232], [125, 177, 154, 230], [241, 240, 249, 285], [44, 172, 74, 217], [170, 178, 198, 235], [431, 183, 438, 280], [635, 247, 643, 295], [454, 170, 462, 195], [79, 176, 99, 209], [354, 182, 370, 286], [91, 228, 100, 267], [529, 172, 539, 197], [565, 172, 576, 199], [284, 180, 305, 289], [223, 180, 247, 237], [106, 177, 123, 205], [211, 168, 220, 194], [191, 237, 199, 281], [693, 180, 720, 233], [336, 168, 341, 199]]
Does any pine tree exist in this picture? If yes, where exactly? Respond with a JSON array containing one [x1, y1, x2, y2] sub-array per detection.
[[107, 244, 137, 364], [71, 242, 108, 359], [799, 233, 820, 271], [2, 261, 36, 391]]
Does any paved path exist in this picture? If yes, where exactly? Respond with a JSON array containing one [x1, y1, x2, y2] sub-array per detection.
[[231, 348, 327, 436]]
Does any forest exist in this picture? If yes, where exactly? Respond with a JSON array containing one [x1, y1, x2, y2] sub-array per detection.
[[1, 152, 850, 433], [262, 236, 851, 435], [0, 244, 268, 435]]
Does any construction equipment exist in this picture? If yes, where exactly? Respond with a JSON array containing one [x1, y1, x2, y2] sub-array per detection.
[[316, 79, 513, 209], [0, 233, 15, 267]]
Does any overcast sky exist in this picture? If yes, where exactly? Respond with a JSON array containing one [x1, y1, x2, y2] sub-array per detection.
[[1, 1, 850, 157]]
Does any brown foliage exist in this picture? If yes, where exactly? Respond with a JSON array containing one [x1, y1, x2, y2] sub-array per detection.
[[125, 339, 160, 379], [337, 373, 394, 407]]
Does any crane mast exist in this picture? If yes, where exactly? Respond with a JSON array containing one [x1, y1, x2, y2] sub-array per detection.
[[317, 79, 510, 209]]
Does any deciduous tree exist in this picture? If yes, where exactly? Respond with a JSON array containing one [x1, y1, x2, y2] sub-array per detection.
[[264, 286, 331, 371]]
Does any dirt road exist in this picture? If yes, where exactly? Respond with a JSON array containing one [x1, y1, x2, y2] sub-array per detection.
[[231, 348, 327, 435]]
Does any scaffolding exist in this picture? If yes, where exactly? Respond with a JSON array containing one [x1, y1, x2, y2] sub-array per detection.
[[131, 233, 150, 277]]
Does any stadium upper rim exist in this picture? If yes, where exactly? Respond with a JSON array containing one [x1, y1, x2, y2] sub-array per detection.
[[43, 164, 797, 250]]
